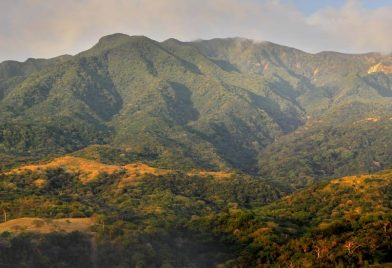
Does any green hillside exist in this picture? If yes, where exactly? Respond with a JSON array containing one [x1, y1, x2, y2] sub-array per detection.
[[258, 107, 392, 188], [195, 170, 392, 267], [0, 161, 391, 267], [0, 158, 286, 267], [0, 35, 308, 171]]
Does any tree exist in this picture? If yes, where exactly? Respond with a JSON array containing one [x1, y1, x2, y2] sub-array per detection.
[[2, 209, 7, 222]]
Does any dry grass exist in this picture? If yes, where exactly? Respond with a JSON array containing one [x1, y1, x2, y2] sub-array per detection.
[[365, 117, 380, 122], [33, 178, 46, 187], [368, 63, 392, 74], [10, 156, 120, 183], [118, 166, 234, 186], [354, 117, 382, 125], [187, 170, 233, 180], [323, 170, 392, 194], [0, 217, 94, 234], [329, 175, 369, 187], [117, 163, 172, 186], [7, 156, 235, 185]]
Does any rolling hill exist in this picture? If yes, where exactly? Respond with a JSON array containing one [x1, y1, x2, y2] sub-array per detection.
[[1, 162, 391, 267], [195, 169, 392, 267], [0, 156, 285, 267]]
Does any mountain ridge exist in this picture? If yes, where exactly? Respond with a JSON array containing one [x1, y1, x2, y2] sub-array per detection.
[[0, 33, 391, 183], [2, 34, 387, 65]]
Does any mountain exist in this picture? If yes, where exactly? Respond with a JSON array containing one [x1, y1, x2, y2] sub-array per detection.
[[0, 34, 391, 180], [1, 34, 391, 178], [0, 35, 304, 171]]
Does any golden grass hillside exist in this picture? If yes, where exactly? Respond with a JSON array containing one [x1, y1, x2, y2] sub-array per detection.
[[0, 217, 94, 234], [324, 170, 392, 193], [368, 63, 392, 74], [6, 155, 234, 185], [9, 156, 121, 183], [270, 169, 392, 226]]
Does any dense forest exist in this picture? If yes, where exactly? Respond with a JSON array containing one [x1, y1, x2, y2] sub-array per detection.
[[1, 166, 391, 267]]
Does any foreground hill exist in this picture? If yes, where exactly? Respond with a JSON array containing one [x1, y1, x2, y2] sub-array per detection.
[[195, 169, 392, 267], [0, 164, 391, 267], [0, 156, 285, 267], [1, 34, 391, 181]]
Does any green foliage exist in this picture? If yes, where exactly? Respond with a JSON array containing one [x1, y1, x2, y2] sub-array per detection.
[[1, 166, 391, 267], [0, 231, 92, 268], [0, 167, 287, 267], [1, 34, 391, 175], [192, 172, 392, 267], [259, 113, 392, 188]]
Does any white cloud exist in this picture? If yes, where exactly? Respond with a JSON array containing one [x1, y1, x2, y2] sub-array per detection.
[[307, 0, 392, 53], [0, 0, 391, 62]]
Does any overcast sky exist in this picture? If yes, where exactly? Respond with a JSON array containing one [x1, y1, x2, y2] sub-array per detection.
[[0, 0, 391, 62]]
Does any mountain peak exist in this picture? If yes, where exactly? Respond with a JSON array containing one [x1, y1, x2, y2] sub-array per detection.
[[162, 38, 184, 46], [98, 33, 131, 42], [98, 33, 154, 43], [96, 33, 151, 47], [81, 34, 156, 56]]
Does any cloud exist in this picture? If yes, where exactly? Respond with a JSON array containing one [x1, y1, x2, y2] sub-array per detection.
[[0, 0, 391, 62], [308, 0, 392, 53]]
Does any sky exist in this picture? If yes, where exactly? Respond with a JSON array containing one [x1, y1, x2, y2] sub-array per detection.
[[0, 0, 391, 62]]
